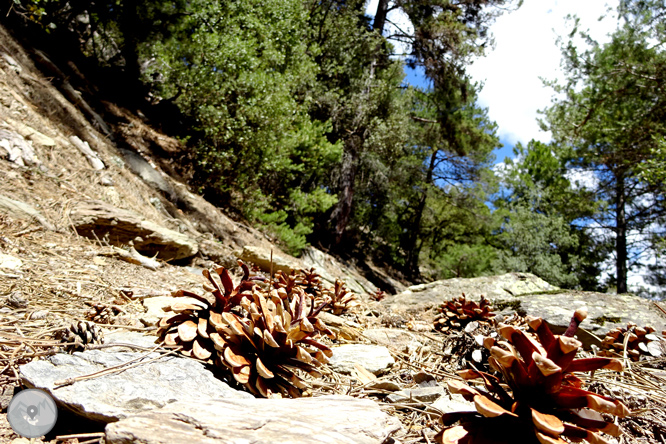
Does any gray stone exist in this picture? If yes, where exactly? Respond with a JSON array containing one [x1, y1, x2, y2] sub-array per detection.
[[412, 371, 436, 385], [0, 194, 56, 231], [0, 129, 39, 166], [430, 393, 475, 415], [301, 247, 379, 295], [118, 148, 172, 194], [20, 348, 251, 423], [386, 385, 445, 404], [329, 344, 395, 375], [503, 290, 666, 337], [383, 272, 556, 314], [105, 395, 401, 444], [238, 245, 303, 275], [363, 328, 428, 350], [68, 199, 197, 261]]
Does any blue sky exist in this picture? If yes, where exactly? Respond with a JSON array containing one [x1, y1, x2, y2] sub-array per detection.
[[367, 0, 621, 164]]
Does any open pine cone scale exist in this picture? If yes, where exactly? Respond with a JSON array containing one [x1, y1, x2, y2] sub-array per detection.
[[437, 309, 629, 444]]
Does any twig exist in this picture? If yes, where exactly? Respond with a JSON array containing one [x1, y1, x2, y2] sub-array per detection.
[[92, 323, 156, 331], [54, 343, 178, 387], [653, 301, 666, 317], [15, 226, 42, 237], [56, 432, 105, 441]]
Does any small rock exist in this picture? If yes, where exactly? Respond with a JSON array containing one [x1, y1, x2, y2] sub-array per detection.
[[0, 253, 22, 269], [5, 291, 27, 308], [28, 310, 49, 320], [367, 380, 401, 391], [1, 382, 18, 410], [386, 385, 445, 404], [105, 395, 401, 444], [430, 393, 475, 414], [100, 174, 114, 186], [646, 340, 663, 357], [412, 371, 436, 384], [329, 344, 395, 375], [2, 53, 22, 73], [464, 321, 479, 333]]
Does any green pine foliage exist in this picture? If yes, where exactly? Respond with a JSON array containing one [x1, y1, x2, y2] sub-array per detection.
[[19, 0, 666, 293]]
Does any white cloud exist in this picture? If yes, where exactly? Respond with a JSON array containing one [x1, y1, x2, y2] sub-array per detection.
[[467, 0, 619, 145]]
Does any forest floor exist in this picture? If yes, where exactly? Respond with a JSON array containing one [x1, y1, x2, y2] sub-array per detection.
[[1, 212, 666, 443]]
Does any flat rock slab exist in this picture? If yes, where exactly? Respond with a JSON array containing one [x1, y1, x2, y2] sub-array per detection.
[[238, 245, 303, 275], [105, 395, 401, 444], [382, 273, 666, 338], [499, 290, 666, 337], [68, 199, 197, 261], [384, 272, 556, 314], [20, 349, 251, 423], [329, 344, 395, 375]]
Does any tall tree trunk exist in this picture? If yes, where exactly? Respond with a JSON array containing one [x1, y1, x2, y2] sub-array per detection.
[[117, 3, 146, 105], [404, 148, 437, 279], [616, 171, 628, 293], [329, 135, 360, 245], [373, 0, 389, 34]]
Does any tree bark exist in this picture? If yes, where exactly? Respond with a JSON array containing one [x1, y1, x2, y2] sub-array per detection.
[[404, 148, 437, 280], [329, 135, 360, 245], [616, 171, 628, 293], [373, 0, 390, 34]]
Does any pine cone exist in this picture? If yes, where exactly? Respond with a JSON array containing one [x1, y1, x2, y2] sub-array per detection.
[[316, 280, 359, 315], [158, 262, 334, 398], [86, 303, 123, 324], [297, 268, 324, 297], [599, 323, 664, 360], [437, 309, 629, 444], [434, 294, 494, 332], [59, 320, 104, 352]]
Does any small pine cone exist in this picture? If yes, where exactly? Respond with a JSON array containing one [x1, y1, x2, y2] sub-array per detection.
[[59, 320, 104, 352], [599, 324, 663, 360], [317, 280, 359, 315], [370, 289, 386, 301], [297, 268, 324, 297], [86, 303, 122, 324], [433, 294, 494, 332]]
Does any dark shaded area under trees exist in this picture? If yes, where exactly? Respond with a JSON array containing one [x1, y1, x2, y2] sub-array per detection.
[[3, 0, 666, 296]]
